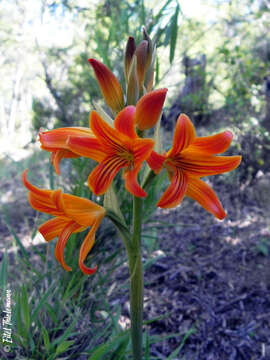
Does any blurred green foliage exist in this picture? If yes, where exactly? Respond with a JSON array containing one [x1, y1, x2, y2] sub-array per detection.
[[30, 0, 182, 131]]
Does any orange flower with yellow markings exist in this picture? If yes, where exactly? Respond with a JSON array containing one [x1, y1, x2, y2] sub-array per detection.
[[39, 127, 103, 174], [22, 170, 105, 274], [89, 58, 124, 113], [68, 106, 154, 197], [148, 114, 242, 219]]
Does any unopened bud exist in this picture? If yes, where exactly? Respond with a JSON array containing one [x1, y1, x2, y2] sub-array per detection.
[[135, 40, 148, 90], [126, 56, 139, 105], [124, 37, 136, 81], [88, 58, 124, 113]]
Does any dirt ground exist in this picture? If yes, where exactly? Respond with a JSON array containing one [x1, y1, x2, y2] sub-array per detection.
[[141, 178, 270, 359]]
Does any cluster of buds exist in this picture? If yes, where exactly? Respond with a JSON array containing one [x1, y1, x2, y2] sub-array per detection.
[[124, 28, 156, 104], [89, 28, 159, 119]]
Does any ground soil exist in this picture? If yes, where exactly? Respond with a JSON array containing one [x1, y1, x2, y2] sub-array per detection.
[[141, 178, 270, 359]]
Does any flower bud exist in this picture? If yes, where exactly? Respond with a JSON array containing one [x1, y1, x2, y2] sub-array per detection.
[[135, 40, 148, 90], [126, 56, 139, 105], [142, 27, 153, 71], [124, 36, 136, 81], [135, 88, 167, 130], [88, 58, 124, 113]]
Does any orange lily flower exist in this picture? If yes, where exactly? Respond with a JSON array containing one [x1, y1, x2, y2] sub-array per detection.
[[68, 106, 154, 197], [22, 170, 105, 274], [39, 127, 104, 174], [148, 114, 242, 219], [88, 58, 124, 113]]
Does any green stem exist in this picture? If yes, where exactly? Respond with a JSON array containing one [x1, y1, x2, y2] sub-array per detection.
[[106, 210, 132, 253], [128, 195, 144, 360], [107, 196, 145, 359], [142, 169, 156, 190]]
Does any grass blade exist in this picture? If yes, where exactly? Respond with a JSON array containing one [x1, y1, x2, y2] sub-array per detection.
[[169, 3, 180, 64], [0, 250, 8, 290]]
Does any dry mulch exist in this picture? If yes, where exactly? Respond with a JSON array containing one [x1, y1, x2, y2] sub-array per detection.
[[140, 179, 270, 359]]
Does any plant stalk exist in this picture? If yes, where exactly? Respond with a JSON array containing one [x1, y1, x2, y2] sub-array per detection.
[[128, 195, 144, 360]]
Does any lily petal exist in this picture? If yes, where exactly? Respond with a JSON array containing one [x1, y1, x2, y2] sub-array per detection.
[[90, 110, 130, 151], [133, 138, 154, 165], [67, 135, 105, 162], [168, 114, 196, 157], [54, 221, 81, 272], [186, 131, 233, 155], [22, 170, 59, 214], [51, 149, 80, 175], [157, 168, 188, 208], [123, 166, 146, 197], [79, 218, 103, 275], [62, 193, 106, 227], [28, 193, 60, 215], [39, 127, 94, 151], [89, 58, 124, 112], [178, 154, 242, 177], [135, 89, 167, 130], [114, 106, 137, 139], [88, 156, 127, 195], [39, 217, 72, 241], [22, 170, 52, 198], [40, 128, 95, 173], [147, 151, 166, 173], [27, 187, 63, 217], [186, 178, 226, 220], [22, 171, 106, 275]]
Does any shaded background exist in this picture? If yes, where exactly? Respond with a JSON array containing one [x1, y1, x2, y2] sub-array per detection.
[[0, 0, 270, 359]]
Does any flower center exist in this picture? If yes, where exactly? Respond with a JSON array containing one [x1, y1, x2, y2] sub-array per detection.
[[120, 150, 134, 163]]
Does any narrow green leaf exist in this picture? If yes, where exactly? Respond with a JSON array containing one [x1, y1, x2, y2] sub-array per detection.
[[41, 326, 50, 353], [45, 303, 58, 324], [47, 354, 56, 360], [167, 328, 196, 359], [56, 340, 75, 355], [15, 293, 25, 340], [144, 331, 150, 360], [0, 250, 8, 290], [111, 336, 129, 359], [169, 4, 180, 64], [20, 285, 31, 332], [88, 332, 129, 360], [29, 332, 35, 352], [32, 281, 56, 321], [154, 0, 173, 23], [51, 320, 77, 347]]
